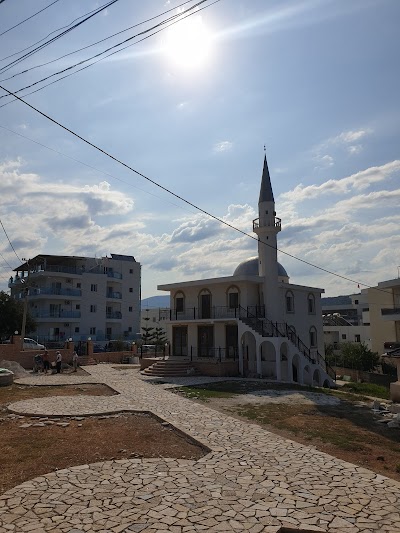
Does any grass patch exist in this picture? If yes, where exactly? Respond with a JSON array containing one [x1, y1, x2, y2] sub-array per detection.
[[340, 382, 390, 400]]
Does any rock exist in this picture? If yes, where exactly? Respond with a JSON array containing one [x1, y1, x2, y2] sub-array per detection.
[[56, 422, 70, 427], [33, 423, 46, 427], [372, 400, 381, 410], [387, 420, 400, 429], [19, 424, 32, 428]]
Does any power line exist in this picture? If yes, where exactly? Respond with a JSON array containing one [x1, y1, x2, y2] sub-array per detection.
[[0, 82, 392, 296], [0, 0, 196, 66], [0, 0, 61, 38], [0, 219, 22, 263], [0, 0, 216, 105], [0, 0, 120, 75], [0, 123, 196, 214]]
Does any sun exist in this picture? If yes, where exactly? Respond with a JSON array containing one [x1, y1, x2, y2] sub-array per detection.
[[163, 14, 212, 70]]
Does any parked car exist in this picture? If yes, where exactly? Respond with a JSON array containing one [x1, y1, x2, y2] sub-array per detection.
[[23, 338, 45, 350]]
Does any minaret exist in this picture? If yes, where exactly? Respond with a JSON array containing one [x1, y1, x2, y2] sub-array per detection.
[[252, 154, 282, 322]]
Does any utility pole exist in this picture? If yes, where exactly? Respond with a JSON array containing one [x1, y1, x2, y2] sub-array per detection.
[[20, 258, 30, 350]]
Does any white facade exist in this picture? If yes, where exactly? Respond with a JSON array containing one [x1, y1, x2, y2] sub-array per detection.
[[10, 254, 141, 343], [158, 156, 335, 386]]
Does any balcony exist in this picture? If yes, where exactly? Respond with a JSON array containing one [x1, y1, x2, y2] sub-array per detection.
[[253, 217, 281, 231], [29, 287, 81, 298], [168, 306, 265, 321], [106, 312, 122, 320], [381, 308, 400, 321], [106, 291, 122, 300], [32, 311, 81, 320], [107, 271, 122, 279]]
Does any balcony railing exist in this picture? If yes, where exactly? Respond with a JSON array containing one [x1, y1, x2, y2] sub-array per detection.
[[253, 217, 281, 231], [169, 305, 265, 321], [382, 308, 400, 316], [106, 312, 122, 319], [28, 287, 81, 297], [107, 271, 122, 279], [106, 292, 122, 299], [32, 311, 81, 319]]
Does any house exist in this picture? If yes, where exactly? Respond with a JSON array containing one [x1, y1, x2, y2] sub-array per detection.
[[158, 156, 335, 386], [9, 254, 141, 343], [322, 276, 400, 356]]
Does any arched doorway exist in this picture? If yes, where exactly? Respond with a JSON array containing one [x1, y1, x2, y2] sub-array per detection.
[[279, 342, 289, 381], [260, 341, 276, 379], [303, 364, 312, 386], [312, 368, 321, 387], [241, 331, 256, 377], [292, 353, 301, 384]]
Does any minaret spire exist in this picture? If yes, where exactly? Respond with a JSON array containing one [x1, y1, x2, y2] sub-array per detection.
[[259, 154, 274, 203]]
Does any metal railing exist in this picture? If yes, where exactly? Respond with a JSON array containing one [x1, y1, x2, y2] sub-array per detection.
[[27, 287, 81, 297], [382, 308, 400, 316], [253, 216, 281, 231], [106, 312, 122, 319], [239, 306, 336, 381], [32, 311, 81, 319], [106, 292, 122, 299], [107, 271, 122, 279], [169, 305, 265, 321], [189, 346, 238, 361]]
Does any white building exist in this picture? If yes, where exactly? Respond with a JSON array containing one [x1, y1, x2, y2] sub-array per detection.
[[9, 254, 141, 343], [158, 156, 335, 386]]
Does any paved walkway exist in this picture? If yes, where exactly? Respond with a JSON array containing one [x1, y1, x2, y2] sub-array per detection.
[[1, 366, 399, 533]]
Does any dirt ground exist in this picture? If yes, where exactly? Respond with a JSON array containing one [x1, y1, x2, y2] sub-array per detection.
[[0, 384, 206, 495], [174, 382, 400, 482]]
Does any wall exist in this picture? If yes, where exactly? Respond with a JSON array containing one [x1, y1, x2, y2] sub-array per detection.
[[333, 366, 397, 388], [368, 287, 396, 355], [0, 336, 75, 369]]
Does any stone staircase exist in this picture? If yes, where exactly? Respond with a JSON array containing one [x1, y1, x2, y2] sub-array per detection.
[[79, 356, 97, 366], [142, 359, 201, 377]]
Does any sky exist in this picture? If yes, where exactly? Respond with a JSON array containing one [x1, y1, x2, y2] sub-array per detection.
[[0, 0, 399, 299]]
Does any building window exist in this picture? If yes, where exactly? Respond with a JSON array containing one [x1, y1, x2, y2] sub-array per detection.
[[77, 283, 81, 289], [176, 297, 184, 312], [307, 294, 315, 314], [74, 327, 79, 333], [128, 327, 132, 332], [173, 326, 187, 356], [76, 304, 80, 310], [355, 299, 359, 304], [90, 304, 97, 312], [198, 325, 214, 357], [229, 292, 239, 309], [199, 289, 212, 319], [309, 327, 317, 348], [91, 284, 97, 292], [355, 334, 361, 342], [129, 306, 133, 312], [129, 269, 133, 274], [90, 327, 96, 335], [285, 291, 294, 313], [129, 287, 133, 293], [342, 334, 347, 340]]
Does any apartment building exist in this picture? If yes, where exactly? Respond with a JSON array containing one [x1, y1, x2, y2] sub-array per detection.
[[9, 254, 141, 343]]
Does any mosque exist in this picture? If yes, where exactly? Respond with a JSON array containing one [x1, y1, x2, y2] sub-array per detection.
[[158, 156, 335, 386]]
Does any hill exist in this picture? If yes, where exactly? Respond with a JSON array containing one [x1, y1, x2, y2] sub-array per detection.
[[141, 295, 170, 309]]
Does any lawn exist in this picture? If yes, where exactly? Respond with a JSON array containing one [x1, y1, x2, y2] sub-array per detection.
[[175, 380, 400, 481]]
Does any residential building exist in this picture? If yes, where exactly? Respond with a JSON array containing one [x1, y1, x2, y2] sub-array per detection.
[[322, 277, 400, 355], [9, 254, 141, 343], [158, 156, 335, 386]]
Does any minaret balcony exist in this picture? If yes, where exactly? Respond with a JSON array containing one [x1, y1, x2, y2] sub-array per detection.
[[253, 217, 281, 230]]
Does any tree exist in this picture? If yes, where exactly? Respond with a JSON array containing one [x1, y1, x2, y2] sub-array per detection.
[[0, 291, 36, 340], [141, 311, 155, 344], [153, 327, 167, 345], [339, 342, 380, 372]]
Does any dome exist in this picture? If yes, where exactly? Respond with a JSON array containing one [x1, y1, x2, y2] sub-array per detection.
[[233, 256, 288, 278]]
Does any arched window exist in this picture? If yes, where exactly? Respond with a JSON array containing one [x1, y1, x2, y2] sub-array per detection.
[[309, 326, 317, 348], [226, 285, 240, 309], [198, 289, 212, 319], [174, 291, 185, 313], [285, 290, 294, 313], [307, 293, 315, 314]]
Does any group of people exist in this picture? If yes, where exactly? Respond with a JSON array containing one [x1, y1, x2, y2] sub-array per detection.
[[33, 350, 79, 374]]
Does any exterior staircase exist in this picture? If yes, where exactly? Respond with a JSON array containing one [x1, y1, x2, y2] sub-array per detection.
[[142, 359, 201, 377], [239, 307, 336, 383], [79, 356, 97, 366]]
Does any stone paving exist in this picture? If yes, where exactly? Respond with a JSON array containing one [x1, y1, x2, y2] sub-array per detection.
[[1, 366, 399, 533]]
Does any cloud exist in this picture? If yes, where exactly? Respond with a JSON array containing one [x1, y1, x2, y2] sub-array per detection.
[[280, 160, 400, 204], [314, 154, 334, 168], [213, 141, 233, 153], [347, 144, 363, 155], [332, 129, 372, 144]]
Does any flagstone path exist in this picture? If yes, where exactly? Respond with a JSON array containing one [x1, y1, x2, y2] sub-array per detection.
[[0, 365, 399, 532]]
